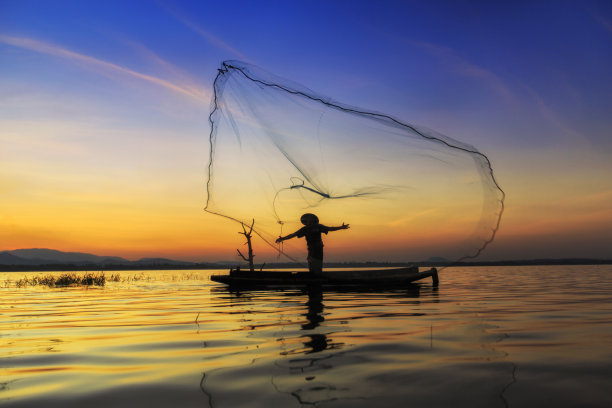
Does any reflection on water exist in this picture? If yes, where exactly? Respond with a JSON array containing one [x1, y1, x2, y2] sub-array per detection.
[[1, 266, 612, 407]]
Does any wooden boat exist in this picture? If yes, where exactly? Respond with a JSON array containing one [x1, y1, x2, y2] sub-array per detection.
[[210, 266, 439, 287]]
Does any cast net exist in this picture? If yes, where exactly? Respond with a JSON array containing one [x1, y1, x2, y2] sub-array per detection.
[[206, 61, 504, 266]]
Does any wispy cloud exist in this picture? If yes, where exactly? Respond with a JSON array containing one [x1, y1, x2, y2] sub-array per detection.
[[521, 83, 584, 140], [159, 2, 250, 62], [408, 40, 516, 104], [115, 38, 214, 116], [0, 34, 210, 102], [593, 12, 612, 34], [406, 39, 588, 144], [119, 38, 206, 91], [387, 208, 438, 227]]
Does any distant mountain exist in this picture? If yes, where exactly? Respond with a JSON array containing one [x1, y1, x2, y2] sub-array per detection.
[[214, 260, 242, 266], [0, 249, 131, 265], [426, 256, 450, 264], [134, 258, 195, 266], [4, 249, 608, 269], [0, 252, 33, 265], [0, 248, 206, 266]]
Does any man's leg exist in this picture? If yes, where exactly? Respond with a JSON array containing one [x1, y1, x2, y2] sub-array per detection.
[[308, 247, 324, 275], [309, 256, 323, 275]]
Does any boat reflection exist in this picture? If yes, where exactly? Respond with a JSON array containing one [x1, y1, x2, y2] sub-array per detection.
[[300, 287, 328, 354], [202, 284, 428, 406], [279, 286, 344, 357]]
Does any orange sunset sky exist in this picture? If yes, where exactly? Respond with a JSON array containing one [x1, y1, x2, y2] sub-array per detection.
[[1, 2, 611, 262]]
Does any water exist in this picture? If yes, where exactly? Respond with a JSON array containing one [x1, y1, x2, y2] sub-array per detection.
[[1, 266, 611, 407]]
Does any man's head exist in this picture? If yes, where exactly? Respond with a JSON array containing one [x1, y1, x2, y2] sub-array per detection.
[[300, 213, 319, 226]]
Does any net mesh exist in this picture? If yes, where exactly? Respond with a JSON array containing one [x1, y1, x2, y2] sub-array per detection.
[[206, 61, 504, 266]]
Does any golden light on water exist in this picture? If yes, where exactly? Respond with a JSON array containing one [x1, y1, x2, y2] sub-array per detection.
[[2, 267, 611, 407]]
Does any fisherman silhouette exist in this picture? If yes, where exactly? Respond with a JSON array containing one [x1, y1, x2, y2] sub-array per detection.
[[276, 213, 349, 275]]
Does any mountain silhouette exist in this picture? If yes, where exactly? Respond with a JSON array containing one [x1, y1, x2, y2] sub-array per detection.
[[0, 249, 195, 266], [0, 252, 34, 265], [6, 248, 129, 264]]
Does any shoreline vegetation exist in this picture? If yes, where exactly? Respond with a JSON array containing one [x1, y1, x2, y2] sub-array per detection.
[[5, 271, 206, 288], [1, 258, 611, 272], [12, 272, 120, 287]]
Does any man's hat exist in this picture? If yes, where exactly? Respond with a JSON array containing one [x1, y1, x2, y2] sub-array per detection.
[[300, 213, 319, 225]]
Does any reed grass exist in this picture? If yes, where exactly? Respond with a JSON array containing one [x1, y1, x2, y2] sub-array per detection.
[[15, 272, 121, 287], [108, 273, 121, 282], [7, 271, 210, 288]]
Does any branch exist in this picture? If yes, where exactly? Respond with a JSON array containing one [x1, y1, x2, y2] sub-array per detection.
[[248, 218, 255, 235], [236, 249, 249, 262]]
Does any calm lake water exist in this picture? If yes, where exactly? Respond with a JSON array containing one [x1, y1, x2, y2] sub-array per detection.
[[1, 265, 611, 407]]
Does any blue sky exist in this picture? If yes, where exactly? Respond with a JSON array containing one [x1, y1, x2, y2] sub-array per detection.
[[3, 0, 611, 146]]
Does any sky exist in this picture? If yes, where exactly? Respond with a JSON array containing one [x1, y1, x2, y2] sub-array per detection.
[[1, 0, 611, 262]]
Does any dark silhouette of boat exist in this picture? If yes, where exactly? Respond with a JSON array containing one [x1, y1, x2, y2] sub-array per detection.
[[210, 266, 438, 288]]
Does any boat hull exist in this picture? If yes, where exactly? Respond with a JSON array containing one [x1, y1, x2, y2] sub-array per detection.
[[210, 267, 438, 287]]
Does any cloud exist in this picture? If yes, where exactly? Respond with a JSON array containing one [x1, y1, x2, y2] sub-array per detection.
[[118, 38, 208, 93], [159, 2, 250, 62], [408, 40, 516, 104], [0, 34, 210, 102], [593, 12, 612, 35], [403, 39, 588, 146], [521, 83, 584, 141]]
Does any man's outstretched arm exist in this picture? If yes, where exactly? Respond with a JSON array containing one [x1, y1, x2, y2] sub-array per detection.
[[327, 223, 350, 232], [276, 232, 298, 243]]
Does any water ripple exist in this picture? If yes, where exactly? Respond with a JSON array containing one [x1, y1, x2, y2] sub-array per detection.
[[1, 266, 611, 407]]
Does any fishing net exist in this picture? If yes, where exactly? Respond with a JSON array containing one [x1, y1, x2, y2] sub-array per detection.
[[206, 61, 504, 265]]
